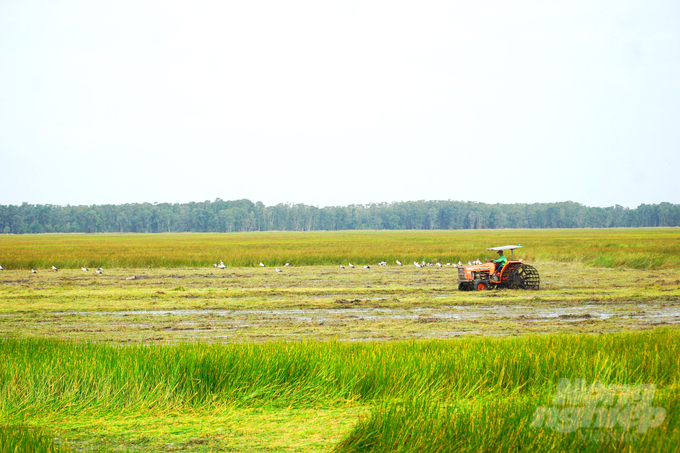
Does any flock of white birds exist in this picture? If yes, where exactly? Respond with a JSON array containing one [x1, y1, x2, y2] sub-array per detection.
[[408, 259, 482, 269], [0, 259, 487, 274], [207, 259, 487, 273], [5, 266, 106, 274], [336, 259, 485, 271], [213, 260, 295, 273]]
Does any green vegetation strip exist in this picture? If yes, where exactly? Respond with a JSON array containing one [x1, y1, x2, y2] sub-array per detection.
[[1, 228, 679, 270], [1, 329, 678, 451]]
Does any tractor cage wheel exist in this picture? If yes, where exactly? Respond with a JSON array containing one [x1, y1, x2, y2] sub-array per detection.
[[508, 264, 540, 290]]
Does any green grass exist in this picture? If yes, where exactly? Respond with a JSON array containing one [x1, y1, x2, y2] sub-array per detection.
[[334, 395, 679, 452], [0, 425, 71, 452], [1, 330, 678, 451], [0, 228, 679, 270]]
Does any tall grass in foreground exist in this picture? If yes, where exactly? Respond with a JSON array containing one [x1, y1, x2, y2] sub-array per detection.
[[335, 396, 680, 453], [0, 425, 70, 452], [0, 228, 679, 269], [1, 330, 678, 451], [0, 330, 678, 412]]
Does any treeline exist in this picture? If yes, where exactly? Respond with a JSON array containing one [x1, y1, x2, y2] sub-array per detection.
[[0, 200, 679, 234]]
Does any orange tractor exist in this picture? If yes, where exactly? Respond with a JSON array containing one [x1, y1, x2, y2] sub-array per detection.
[[457, 245, 540, 291]]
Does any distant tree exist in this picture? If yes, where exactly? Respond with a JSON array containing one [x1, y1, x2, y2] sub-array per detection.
[[0, 199, 678, 233]]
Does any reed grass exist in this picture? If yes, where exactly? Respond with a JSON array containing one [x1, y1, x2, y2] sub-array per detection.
[[334, 395, 679, 453], [2, 331, 677, 412], [0, 425, 71, 452], [0, 228, 679, 270], [1, 330, 678, 450]]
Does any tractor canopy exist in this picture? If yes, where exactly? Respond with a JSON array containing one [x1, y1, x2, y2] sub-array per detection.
[[486, 245, 522, 251]]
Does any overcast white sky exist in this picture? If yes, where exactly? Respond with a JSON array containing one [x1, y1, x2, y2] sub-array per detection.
[[1, 0, 679, 208]]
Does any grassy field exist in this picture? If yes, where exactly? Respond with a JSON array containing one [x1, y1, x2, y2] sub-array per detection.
[[0, 262, 679, 343], [0, 229, 679, 451], [0, 228, 679, 269]]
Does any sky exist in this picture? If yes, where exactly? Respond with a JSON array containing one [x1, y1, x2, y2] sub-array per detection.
[[1, 0, 679, 209]]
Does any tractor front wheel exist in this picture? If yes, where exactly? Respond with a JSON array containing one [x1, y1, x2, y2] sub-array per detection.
[[474, 280, 489, 291]]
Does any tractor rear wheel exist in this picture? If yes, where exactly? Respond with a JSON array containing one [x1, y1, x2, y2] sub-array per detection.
[[474, 280, 489, 291], [508, 264, 540, 290]]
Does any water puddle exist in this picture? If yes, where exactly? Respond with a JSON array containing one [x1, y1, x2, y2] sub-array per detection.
[[18, 303, 680, 325]]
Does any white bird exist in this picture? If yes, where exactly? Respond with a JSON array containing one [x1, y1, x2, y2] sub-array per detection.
[[453, 264, 458, 268], [349, 263, 354, 269], [340, 265, 345, 269], [458, 261, 463, 267], [445, 263, 451, 266], [276, 267, 282, 273], [31, 269, 36, 274], [468, 262, 472, 266], [284, 263, 290, 267], [363, 265, 371, 269], [379, 261, 387, 266], [396, 260, 402, 266], [97, 268, 103, 271], [81, 267, 88, 272], [436, 262, 442, 267], [52, 265, 58, 271], [422, 261, 427, 267], [0, 265, 4, 271], [218, 262, 226, 269], [96, 269, 103, 274], [259, 262, 265, 267], [414, 262, 421, 268], [213, 263, 217, 268]]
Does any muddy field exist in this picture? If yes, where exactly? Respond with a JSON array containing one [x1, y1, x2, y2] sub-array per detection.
[[1, 261, 679, 342]]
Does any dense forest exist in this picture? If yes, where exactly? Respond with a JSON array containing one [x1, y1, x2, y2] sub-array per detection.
[[0, 200, 678, 234]]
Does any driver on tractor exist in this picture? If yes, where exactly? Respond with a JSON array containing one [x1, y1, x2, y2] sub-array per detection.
[[492, 250, 507, 274]]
